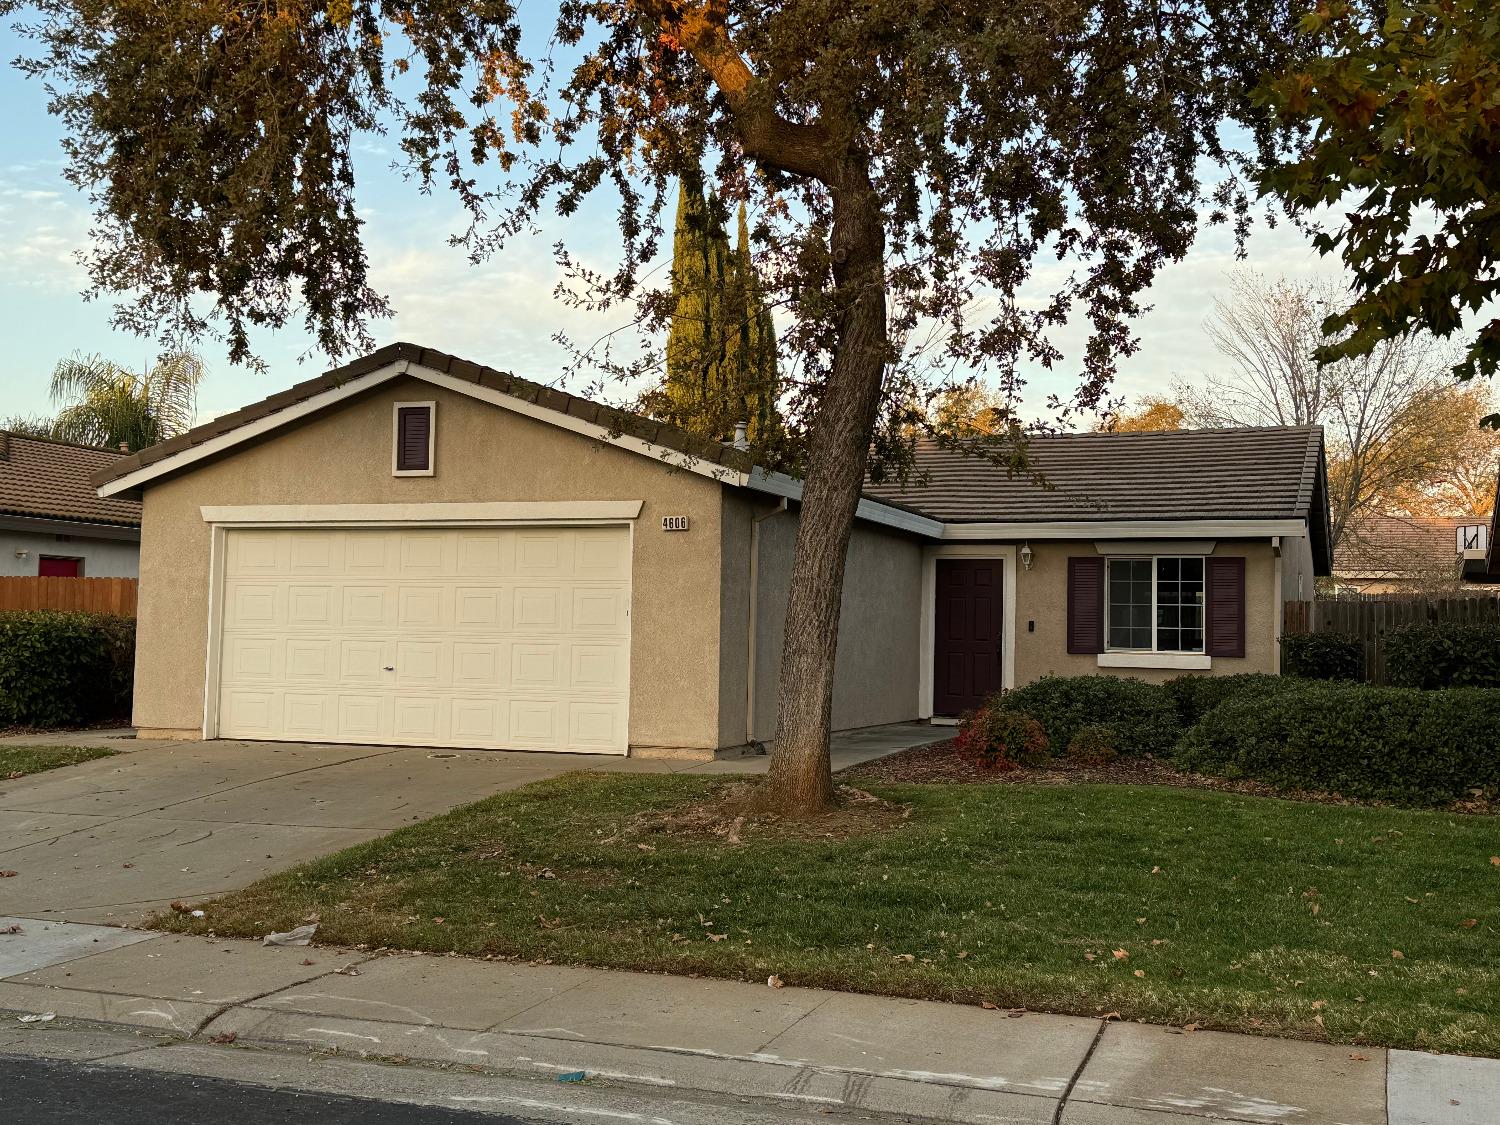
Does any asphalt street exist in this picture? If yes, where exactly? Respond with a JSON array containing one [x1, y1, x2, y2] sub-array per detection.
[[0, 1054, 544, 1125]]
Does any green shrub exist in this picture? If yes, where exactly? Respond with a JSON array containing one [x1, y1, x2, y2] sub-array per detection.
[[1174, 682, 1500, 805], [1385, 622, 1500, 689], [954, 707, 1049, 771], [996, 675, 1180, 755], [1066, 724, 1118, 767], [1280, 631, 1364, 680], [0, 612, 135, 728], [1163, 673, 1310, 726]]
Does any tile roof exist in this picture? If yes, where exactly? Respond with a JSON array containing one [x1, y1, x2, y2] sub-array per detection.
[[863, 426, 1328, 523], [0, 431, 141, 528], [1336, 514, 1484, 577]]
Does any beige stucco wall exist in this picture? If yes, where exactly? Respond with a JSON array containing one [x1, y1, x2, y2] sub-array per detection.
[[132, 377, 729, 751], [741, 498, 924, 741], [1010, 539, 1279, 685]]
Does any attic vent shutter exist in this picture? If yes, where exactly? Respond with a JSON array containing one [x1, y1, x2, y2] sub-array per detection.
[[1205, 556, 1246, 658], [396, 406, 431, 472], [1066, 557, 1105, 654]]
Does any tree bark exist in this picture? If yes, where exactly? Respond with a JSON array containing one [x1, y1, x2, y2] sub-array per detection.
[[763, 165, 887, 814]]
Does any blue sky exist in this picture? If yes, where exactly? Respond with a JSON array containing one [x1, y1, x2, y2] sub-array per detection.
[[0, 19, 1340, 427]]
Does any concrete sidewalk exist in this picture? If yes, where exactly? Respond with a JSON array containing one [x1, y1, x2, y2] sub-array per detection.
[[2, 925, 1493, 1124], [0, 723, 944, 925]]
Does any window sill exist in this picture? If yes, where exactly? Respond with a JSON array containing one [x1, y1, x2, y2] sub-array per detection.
[[1097, 652, 1211, 671]]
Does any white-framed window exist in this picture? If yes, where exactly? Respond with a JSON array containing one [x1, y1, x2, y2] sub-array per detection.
[[1106, 555, 1205, 653], [392, 401, 435, 476]]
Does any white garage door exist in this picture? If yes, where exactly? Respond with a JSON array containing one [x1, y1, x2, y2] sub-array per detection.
[[215, 526, 631, 753]]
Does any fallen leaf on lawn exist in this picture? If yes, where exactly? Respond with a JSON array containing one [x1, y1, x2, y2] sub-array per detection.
[[538, 916, 562, 930], [707, 933, 727, 942], [1350, 1053, 1370, 1062], [980, 1000, 1000, 1010], [1182, 1022, 1199, 1033], [1083, 952, 1097, 962], [636, 843, 655, 852], [169, 901, 191, 913], [1311, 1000, 1327, 1010], [767, 974, 784, 989], [432, 917, 445, 924], [1102, 1011, 1121, 1021], [1460, 919, 1478, 928], [1314, 1015, 1325, 1027], [1135, 917, 1147, 925], [1134, 970, 1146, 978], [209, 1032, 237, 1045], [893, 953, 915, 962], [1150, 866, 1162, 875], [1112, 949, 1129, 960], [1391, 950, 1404, 959], [1457, 987, 1469, 995], [1490, 856, 1499, 866], [302, 913, 321, 923], [1150, 938, 1168, 946]]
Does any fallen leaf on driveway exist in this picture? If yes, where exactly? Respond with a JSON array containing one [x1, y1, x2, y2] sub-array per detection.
[[208, 1032, 237, 1045], [1, 924, 21, 935], [767, 974, 784, 989], [0, 871, 17, 879], [1350, 1053, 1370, 1062], [980, 1000, 999, 1010]]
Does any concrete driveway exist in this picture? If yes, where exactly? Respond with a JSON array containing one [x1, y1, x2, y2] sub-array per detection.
[[0, 724, 944, 926]]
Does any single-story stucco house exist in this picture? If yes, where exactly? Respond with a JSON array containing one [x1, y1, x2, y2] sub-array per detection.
[[92, 342, 1332, 759], [1, 431, 141, 577]]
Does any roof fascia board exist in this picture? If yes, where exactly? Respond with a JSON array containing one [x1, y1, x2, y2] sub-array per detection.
[[411, 368, 746, 486], [0, 514, 141, 540], [941, 519, 1309, 540], [746, 470, 946, 538], [98, 361, 412, 498]]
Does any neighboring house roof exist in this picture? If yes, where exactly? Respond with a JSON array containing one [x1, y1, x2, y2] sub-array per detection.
[[88, 342, 1332, 567], [1335, 514, 1481, 582], [0, 431, 142, 529]]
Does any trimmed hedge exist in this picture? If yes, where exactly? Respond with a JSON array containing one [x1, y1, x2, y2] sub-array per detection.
[[1279, 631, 1364, 680], [1385, 622, 1500, 689], [1163, 673, 1309, 726], [0, 612, 134, 728], [1174, 682, 1500, 806], [996, 675, 1180, 755]]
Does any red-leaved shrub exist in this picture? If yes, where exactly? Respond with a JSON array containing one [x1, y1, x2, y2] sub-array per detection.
[[954, 707, 1049, 772]]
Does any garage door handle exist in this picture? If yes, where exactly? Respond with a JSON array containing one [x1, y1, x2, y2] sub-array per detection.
[[383, 666, 394, 671]]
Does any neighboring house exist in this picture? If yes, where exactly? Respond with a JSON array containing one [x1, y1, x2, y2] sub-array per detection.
[[92, 343, 1331, 758], [1333, 514, 1490, 594], [0, 431, 141, 578], [1462, 467, 1500, 585]]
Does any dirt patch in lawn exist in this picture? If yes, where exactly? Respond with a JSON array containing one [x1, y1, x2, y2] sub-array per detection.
[[599, 781, 912, 845], [842, 738, 1498, 815]]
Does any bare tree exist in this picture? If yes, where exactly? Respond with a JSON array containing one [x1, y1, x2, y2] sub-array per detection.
[[1175, 273, 1466, 548]]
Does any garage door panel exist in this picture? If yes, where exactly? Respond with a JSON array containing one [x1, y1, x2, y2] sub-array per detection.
[[218, 526, 629, 753]]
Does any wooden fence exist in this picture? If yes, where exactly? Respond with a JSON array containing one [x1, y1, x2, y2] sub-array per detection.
[[1282, 594, 1500, 683], [0, 577, 138, 616]]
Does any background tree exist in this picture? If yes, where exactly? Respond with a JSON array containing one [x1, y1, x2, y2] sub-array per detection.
[[1098, 398, 1186, 433], [1170, 273, 1469, 548], [48, 352, 205, 452], [1257, 0, 1500, 405], [662, 180, 779, 445], [1, 415, 56, 439], [2, 0, 1304, 813], [1385, 386, 1500, 519]]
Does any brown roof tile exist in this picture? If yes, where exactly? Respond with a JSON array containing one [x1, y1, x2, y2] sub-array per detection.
[[0, 432, 141, 528]]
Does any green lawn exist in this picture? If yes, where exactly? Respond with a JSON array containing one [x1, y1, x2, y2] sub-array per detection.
[[0, 745, 116, 778], [154, 774, 1500, 1055]]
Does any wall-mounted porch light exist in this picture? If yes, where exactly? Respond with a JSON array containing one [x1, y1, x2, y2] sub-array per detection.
[[1020, 542, 1033, 571]]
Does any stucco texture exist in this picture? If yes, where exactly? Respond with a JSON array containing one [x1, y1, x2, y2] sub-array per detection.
[[741, 500, 924, 741], [1010, 539, 1279, 685], [132, 377, 729, 751]]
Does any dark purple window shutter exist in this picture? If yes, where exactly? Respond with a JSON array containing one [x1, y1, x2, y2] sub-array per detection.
[[1066, 557, 1105, 654], [397, 406, 431, 471], [1205, 556, 1246, 658]]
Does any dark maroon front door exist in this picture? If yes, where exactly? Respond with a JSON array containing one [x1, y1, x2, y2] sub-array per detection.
[[933, 558, 1003, 716]]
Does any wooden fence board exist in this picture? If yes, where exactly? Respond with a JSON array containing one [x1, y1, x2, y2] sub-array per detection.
[[0, 577, 138, 616], [1283, 593, 1500, 683]]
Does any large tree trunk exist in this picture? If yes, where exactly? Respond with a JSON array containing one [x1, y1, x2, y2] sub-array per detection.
[[763, 169, 887, 814]]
